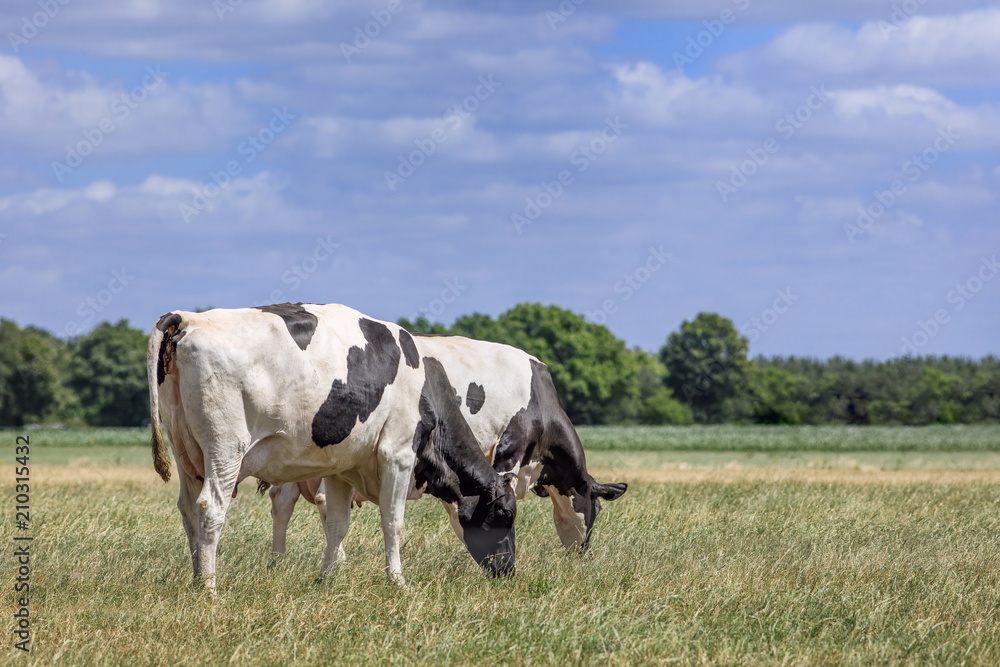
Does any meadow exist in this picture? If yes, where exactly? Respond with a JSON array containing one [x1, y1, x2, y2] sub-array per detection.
[[4, 425, 1000, 665]]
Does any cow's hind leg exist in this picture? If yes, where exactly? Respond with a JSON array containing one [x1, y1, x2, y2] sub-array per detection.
[[269, 483, 301, 557], [185, 425, 244, 593], [193, 461, 241, 593], [318, 476, 353, 578], [176, 463, 203, 578], [176, 366, 250, 593]]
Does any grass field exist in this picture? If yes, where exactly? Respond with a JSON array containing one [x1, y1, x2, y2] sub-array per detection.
[[578, 424, 1000, 452], [4, 426, 1000, 664], [9, 423, 1000, 451]]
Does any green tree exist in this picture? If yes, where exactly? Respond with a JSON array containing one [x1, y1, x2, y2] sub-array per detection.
[[0, 319, 72, 426], [620, 350, 692, 425], [910, 367, 961, 424], [821, 357, 875, 424], [494, 304, 638, 425], [971, 356, 1000, 422], [397, 316, 448, 335], [659, 312, 750, 423], [69, 320, 149, 426], [0, 319, 20, 424], [749, 366, 806, 424], [448, 312, 501, 341]]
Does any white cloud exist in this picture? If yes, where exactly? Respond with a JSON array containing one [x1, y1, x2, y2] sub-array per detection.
[[0, 54, 257, 163], [828, 85, 1000, 147], [723, 8, 1000, 86], [0, 172, 315, 234], [610, 61, 772, 130], [1, 3, 998, 357]]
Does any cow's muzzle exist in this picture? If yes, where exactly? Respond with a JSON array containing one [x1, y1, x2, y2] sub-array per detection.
[[466, 526, 516, 578], [483, 533, 516, 579]]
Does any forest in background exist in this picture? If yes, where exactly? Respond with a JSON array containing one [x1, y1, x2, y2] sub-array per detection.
[[1, 304, 998, 427]]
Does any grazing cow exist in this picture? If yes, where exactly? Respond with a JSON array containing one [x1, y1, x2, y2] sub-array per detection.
[[148, 303, 518, 590], [269, 324, 628, 558]]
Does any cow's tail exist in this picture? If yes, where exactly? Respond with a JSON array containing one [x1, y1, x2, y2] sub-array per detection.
[[148, 312, 180, 482]]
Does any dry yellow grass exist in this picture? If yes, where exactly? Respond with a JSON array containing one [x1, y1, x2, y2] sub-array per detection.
[[6, 437, 1000, 666], [9, 462, 1000, 488]]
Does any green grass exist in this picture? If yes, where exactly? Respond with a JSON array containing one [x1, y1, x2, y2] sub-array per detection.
[[578, 424, 1000, 452], [5, 466, 1000, 664], [5, 424, 1000, 470], [588, 449, 1000, 471], [2, 427, 150, 448]]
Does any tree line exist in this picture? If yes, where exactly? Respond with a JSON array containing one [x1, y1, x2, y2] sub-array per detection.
[[1, 305, 997, 427]]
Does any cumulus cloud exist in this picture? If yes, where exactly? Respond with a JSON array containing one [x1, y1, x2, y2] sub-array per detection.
[[0, 172, 315, 235], [721, 7, 1000, 86], [1, 1, 998, 357], [610, 62, 773, 131], [0, 54, 258, 170]]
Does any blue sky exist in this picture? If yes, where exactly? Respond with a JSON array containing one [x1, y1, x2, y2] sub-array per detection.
[[1, 0, 998, 359]]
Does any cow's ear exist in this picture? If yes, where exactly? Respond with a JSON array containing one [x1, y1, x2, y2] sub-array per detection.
[[592, 481, 627, 501]]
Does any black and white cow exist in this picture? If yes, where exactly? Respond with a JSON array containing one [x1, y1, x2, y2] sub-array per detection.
[[269, 316, 628, 561], [148, 303, 519, 590]]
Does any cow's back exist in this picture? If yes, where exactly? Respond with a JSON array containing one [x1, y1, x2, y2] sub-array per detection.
[[162, 304, 423, 483], [409, 333, 536, 450]]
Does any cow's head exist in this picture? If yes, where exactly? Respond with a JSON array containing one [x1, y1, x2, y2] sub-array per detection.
[[414, 357, 520, 577], [535, 478, 627, 550], [454, 472, 517, 577]]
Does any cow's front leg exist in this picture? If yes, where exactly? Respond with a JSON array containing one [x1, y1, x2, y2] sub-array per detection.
[[378, 453, 414, 587], [318, 476, 353, 578], [269, 482, 300, 557]]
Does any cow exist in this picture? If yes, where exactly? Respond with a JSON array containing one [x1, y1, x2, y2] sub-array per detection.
[[147, 303, 519, 591], [268, 321, 628, 560]]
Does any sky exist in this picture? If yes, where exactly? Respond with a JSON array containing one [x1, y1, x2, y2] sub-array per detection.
[[1, 0, 998, 360]]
